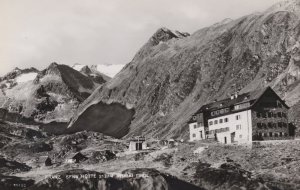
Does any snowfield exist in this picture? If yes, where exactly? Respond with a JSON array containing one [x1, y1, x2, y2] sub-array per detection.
[[72, 64, 125, 78], [16, 72, 38, 83], [94, 64, 124, 78]]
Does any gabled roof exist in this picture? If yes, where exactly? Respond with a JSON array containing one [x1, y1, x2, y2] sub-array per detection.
[[196, 87, 269, 114], [194, 86, 288, 115]]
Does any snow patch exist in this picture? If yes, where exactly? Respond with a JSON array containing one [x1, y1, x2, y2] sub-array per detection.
[[16, 73, 37, 83], [95, 64, 125, 78], [72, 64, 85, 71]]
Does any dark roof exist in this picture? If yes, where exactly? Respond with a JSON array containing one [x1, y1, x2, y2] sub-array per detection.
[[198, 87, 268, 113]]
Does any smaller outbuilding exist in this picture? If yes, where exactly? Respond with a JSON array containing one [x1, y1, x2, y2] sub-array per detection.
[[65, 152, 87, 164], [129, 136, 147, 151], [37, 156, 52, 167]]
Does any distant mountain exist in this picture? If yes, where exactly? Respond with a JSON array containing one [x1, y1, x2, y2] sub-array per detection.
[[0, 63, 107, 123], [90, 64, 125, 78], [68, 0, 300, 139], [72, 64, 111, 83], [72, 63, 124, 78]]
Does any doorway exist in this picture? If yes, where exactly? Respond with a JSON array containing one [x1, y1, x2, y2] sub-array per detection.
[[231, 132, 235, 143], [136, 143, 142, 150]]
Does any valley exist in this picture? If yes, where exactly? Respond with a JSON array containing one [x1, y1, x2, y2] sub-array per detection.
[[1, 0, 300, 189]]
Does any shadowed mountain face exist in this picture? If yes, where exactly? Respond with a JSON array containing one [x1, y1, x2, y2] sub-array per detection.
[[0, 63, 107, 123], [67, 102, 135, 138], [68, 0, 300, 139]]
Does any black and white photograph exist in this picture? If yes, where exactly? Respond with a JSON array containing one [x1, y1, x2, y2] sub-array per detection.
[[0, 0, 300, 189]]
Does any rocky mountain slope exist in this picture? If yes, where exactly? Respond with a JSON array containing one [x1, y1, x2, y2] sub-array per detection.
[[68, 0, 300, 139], [0, 63, 107, 123]]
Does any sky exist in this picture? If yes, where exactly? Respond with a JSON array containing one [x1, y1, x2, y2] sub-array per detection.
[[0, 0, 282, 76]]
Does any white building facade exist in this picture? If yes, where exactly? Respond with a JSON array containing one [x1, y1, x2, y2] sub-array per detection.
[[188, 87, 291, 144], [206, 110, 252, 144], [189, 121, 205, 141]]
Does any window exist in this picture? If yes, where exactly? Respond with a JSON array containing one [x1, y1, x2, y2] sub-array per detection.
[[283, 123, 287, 128], [193, 116, 197, 120], [219, 119, 223, 123], [277, 112, 282, 118], [236, 115, 241, 120], [257, 123, 262, 129], [279, 132, 283, 137], [192, 134, 196, 138], [269, 132, 273, 137], [239, 135, 242, 138], [268, 123, 272, 128], [224, 118, 228, 122], [259, 133, 262, 137], [209, 121, 213, 126], [236, 125, 242, 130], [214, 120, 218, 125], [273, 123, 277, 128], [262, 112, 267, 118], [277, 102, 282, 108], [275, 133, 278, 137], [234, 105, 240, 110], [256, 113, 261, 118], [267, 112, 273, 118], [282, 113, 287, 118], [278, 122, 282, 128], [264, 133, 267, 137], [194, 125, 197, 129]]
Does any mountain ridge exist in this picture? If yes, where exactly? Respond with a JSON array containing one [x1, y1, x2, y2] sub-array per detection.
[[0, 63, 107, 123], [67, 0, 300, 139]]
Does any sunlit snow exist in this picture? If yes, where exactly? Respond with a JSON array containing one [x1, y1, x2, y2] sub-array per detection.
[[16, 72, 38, 83]]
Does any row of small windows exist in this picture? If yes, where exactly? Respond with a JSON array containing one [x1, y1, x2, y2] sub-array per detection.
[[209, 115, 241, 126], [211, 108, 230, 117], [256, 112, 287, 118], [258, 132, 288, 137], [209, 118, 229, 126], [257, 122, 288, 129], [234, 102, 250, 110], [208, 127, 230, 134]]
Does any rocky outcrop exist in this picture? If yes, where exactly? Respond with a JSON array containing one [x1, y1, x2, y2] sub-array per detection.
[[68, 0, 300, 139]]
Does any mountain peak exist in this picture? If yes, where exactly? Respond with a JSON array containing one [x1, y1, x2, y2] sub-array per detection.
[[49, 62, 59, 68], [80, 65, 92, 75], [266, 0, 300, 15], [150, 27, 190, 46], [45, 62, 61, 76]]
